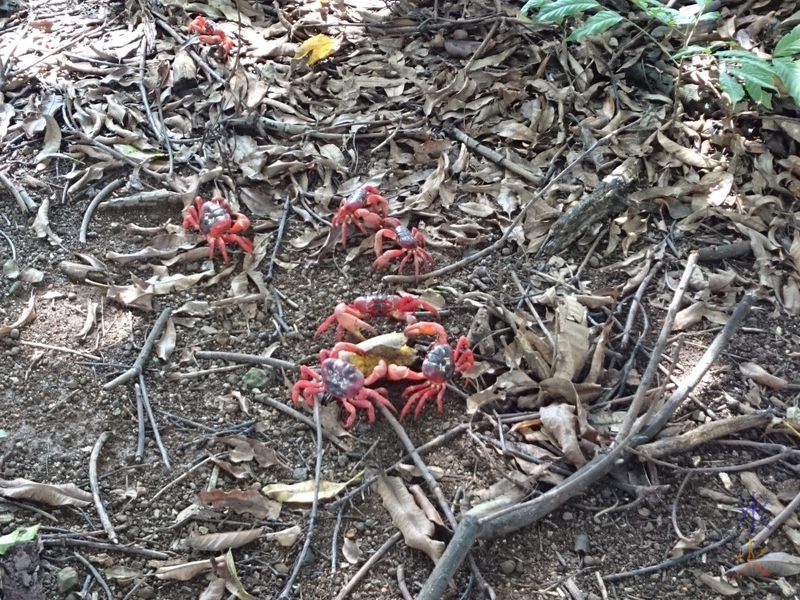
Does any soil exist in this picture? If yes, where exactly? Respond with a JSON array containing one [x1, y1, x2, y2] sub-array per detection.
[[1, 1, 799, 600]]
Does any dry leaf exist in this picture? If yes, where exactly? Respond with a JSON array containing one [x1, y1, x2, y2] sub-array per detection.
[[0, 294, 36, 336], [740, 362, 788, 390], [0, 478, 91, 507], [156, 316, 176, 360], [725, 552, 800, 578], [211, 550, 256, 600], [343, 538, 364, 564], [373, 472, 445, 564], [155, 557, 216, 581], [185, 528, 264, 551], [75, 300, 98, 339], [261, 479, 349, 503], [540, 403, 586, 467]]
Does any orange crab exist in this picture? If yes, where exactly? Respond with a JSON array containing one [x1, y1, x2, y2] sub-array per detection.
[[331, 185, 389, 248], [373, 220, 434, 282], [187, 16, 234, 59], [183, 196, 254, 263]]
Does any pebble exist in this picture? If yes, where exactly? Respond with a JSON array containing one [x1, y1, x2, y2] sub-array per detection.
[[292, 467, 308, 480], [9, 328, 19, 339], [137, 586, 155, 599], [274, 563, 289, 575], [499, 559, 516, 575], [200, 325, 218, 335], [57, 566, 79, 593], [66, 379, 79, 390], [9, 346, 20, 356], [562, 512, 574, 521]]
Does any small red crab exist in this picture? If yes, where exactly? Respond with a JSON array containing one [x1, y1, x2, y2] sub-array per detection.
[[183, 196, 254, 263], [392, 322, 474, 420], [292, 343, 394, 427], [373, 221, 434, 282], [314, 294, 440, 341], [331, 185, 389, 248], [187, 16, 233, 59]]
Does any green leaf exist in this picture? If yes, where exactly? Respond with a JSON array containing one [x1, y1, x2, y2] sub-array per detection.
[[774, 24, 800, 58], [0, 429, 7, 439], [725, 61, 777, 91], [519, 0, 547, 18], [716, 50, 773, 66], [772, 57, 800, 106], [567, 10, 623, 40], [534, 0, 600, 23], [0, 525, 40, 555], [672, 45, 710, 60], [745, 78, 772, 108], [718, 71, 745, 106]]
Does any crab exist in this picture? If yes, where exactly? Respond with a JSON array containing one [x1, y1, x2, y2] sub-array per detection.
[[389, 322, 474, 420], [314, 294, 440, 341], [292, 343, 395, 427], [331, 185, 389, 248], [187, 16, 234, 59], [183, 196, 254, 263], [373, 221, 434, 282]]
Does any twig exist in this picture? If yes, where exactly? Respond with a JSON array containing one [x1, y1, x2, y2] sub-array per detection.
[[89, 432, 118, 544], [134, 383, 146, 462], [151, 454, 220, 502], [332, 532, 403, 600], [167, 363, 246, 381], [19, 340, 101, 360], [445, 125, 541, 186], [98, 189, 186, 209], [73, 552, 113, 600], [194, 350, 298, 371], [620, 259, 663, 349], [397, 565, 413, 600], [616, 252, 698, 441], [0, 170, 36, 212], [741, 487, 800, 554], [383, 113, 649, 285], [0, 228, 17, 261], [40, 537, 169, 559], [268, 194, 292, 282], [79, 179, 125, 243], [252, 393, 348, 451], [331, 506, 343, 574], [603, 529, 738, 582], [104, 307, 172, 389], [0, 497, 58, 522], [277, 401, 324, 600], [138, 375, 171, 469], [671, 472, 692, 540], [154, 16, 228, 86]]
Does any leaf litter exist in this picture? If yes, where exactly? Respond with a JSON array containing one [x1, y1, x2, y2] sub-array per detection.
[[0, 0, 799, 598]]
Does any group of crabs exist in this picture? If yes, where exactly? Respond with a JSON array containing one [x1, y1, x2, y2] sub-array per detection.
[[182, 186, 466, 426]]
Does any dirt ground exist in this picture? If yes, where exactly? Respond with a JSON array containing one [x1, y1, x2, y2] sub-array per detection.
[[1, 0, 800, 599]]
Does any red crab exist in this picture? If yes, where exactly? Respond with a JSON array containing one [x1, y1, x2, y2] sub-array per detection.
[[389, 322, 474, 420], [373, 221, 434, 282], [331, 185, 389, 248], [187, 16, 233, 59], [292, 343, 394, 427], [183, 196, 254, 263], [314, 294, 440, 341]]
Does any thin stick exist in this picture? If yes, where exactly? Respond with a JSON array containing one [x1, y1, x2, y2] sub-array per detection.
[[19, 340, 101, 360], [151, 454, 219, 502], [397, 565, 413, 600], [79, 179, 125, 243], [267, 194, 292, 282], [277, 401, 324, 600], [446, 125, 541, 186], [134, 383, 146, 462], [671, 472, 692, 540], [138, 374, 170, 469], [742, 487, 800, 554], [383, 113, 649, 285], [167, 363, 246, 381], [73, 552, 113, 600], [332, 532, 402, 600], [104, 307, 172, 389], [40, 537, 169, 559], [0, 228, 17, 261], [89, 432, 118, 544], [194, 350, 298, 371], [253, 394, 349, 451]]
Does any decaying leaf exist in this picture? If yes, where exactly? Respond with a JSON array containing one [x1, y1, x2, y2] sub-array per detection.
[[185, 528, 264, 551], [373, 472, 445, 564], [540, 403, 586, 468], [208, 455, 252, 480], [0, 294, 36, 336], [198, 488, 281, 520], [0, 478, 91, 507], [293, 34, 335, 66]]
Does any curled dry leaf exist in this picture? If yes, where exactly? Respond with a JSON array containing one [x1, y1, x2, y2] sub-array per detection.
[[156, 316, 176, 360], [261, 479, 350, 504], [211, 550, 256, 600], [31, 196, 61, 244], [199, 577, 226, 600], [0, 294, 36, 336], [75, 300, 98, 339], [693, 570, 739, 596], [198, 488, 281, 520], [540, 403, 586, 468], [0, 477, 91, 507], [208, 456, 252, 480], [373, 472, 445, 564], [739, 362, 788, 390], [343, 538, 364, 564], [186, 528, 264, 551]]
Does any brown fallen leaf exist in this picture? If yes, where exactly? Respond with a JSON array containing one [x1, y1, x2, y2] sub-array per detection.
[[374, 472, 445, 564], [155, 316, 176, 360], [198, 489, 281, 520], [739, 362, 788, 390], [185, 528, 264, 551], [0, 294, 36, 336], [0, 477, 91, 507], [210, 550, 255, 600], [540, 403, 586, 468]]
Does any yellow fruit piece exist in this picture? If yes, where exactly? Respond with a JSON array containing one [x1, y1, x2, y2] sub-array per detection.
[[293, 33, 334, 66]]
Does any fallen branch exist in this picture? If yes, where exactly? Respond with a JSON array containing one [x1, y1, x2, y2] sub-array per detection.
[[79, 178, 125, 243], [0, 170, 36, 212], [383, 112, 651, 285], [137, 376, 171, 469], [89, 432, 118, 544], [332, 532, 402, 600], [104, 307, 172, 390], [253, 393, 348, 451], [194, 350, 298, 371]]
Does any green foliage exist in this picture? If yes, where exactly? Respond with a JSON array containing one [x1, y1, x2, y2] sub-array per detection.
[[0, 525, 40, 555], [520, 0, 800, 110]]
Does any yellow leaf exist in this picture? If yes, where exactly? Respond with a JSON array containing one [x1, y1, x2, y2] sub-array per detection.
[[293, 34, 334, 66]]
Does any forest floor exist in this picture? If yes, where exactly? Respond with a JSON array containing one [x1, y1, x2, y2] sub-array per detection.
[[0, 0, 799, 599]]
